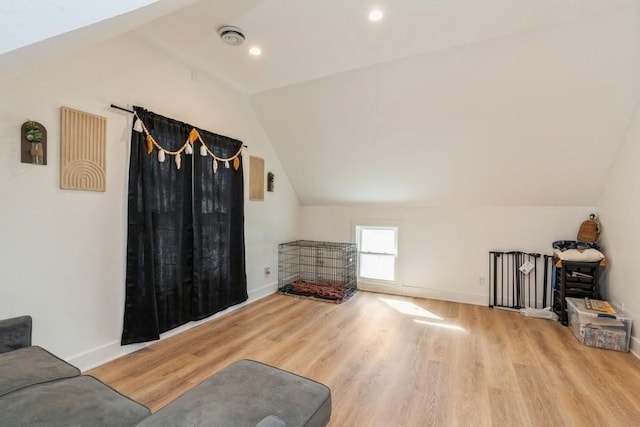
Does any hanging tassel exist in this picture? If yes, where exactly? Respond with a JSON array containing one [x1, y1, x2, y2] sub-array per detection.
[[213, 158, 218, 173], [175, 152, 182, 170], [185, 142, 193, 155], [200, 144, 208, 156], [233, 157, 240, 171], [158, 150, 166, 162], [225, 160, 230, 169], [188, 128, 199, 143], [146, 134, 154, 154], [133, 118, 144, 133]]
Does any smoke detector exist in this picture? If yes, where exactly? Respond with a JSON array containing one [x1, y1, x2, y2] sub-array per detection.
[[218, 26, 245, 46]]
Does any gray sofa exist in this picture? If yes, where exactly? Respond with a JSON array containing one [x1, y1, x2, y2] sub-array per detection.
[[0, 316, 331, 427]]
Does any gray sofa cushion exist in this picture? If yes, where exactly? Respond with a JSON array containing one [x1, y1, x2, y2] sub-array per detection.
[[0, 346, 80, 397], [138, 359, 331, 427], [0, 315, 32, 353], [0, 375, 151, 427], [256, 415, 287, 427]]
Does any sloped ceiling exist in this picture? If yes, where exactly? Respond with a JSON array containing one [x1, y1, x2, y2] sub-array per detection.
[[0, 0, 162, 55], [0, 0, 199, 82], [250, 2, 640, 206], [4, 0, 640, 207]]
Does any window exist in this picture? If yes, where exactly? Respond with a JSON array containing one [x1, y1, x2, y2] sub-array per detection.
[[356, 225, 398, 284]]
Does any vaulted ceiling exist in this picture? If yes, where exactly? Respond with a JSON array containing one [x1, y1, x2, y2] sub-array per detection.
[[4, 0, 640, 207]]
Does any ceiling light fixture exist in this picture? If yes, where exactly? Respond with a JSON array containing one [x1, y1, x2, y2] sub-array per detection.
[[249, 46, 262, 56], [368, 9, 384, 22], [218, 26, 245, 46]]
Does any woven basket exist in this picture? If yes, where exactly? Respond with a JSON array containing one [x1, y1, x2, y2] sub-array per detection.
[[577, 220, 599, 243]]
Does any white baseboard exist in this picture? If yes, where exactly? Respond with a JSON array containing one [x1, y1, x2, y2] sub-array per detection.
[[630, 335, 640, 360], [358, 282, 487, 306], [69, 282, 278, 372], [249, 281, 278, 300], [68, 341, 146, 373]]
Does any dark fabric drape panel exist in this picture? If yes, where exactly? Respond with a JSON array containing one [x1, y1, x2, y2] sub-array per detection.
[[192, 131, 247, 319], [122, 107, 194, 344], [121, 107, 246, 345]]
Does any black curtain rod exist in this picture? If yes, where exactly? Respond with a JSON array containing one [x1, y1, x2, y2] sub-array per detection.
[[109, 104, 248, 148], [110, 104, 134, 113]]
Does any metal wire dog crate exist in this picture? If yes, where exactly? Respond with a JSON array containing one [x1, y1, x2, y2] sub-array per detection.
[[278, 240, 357, 303]]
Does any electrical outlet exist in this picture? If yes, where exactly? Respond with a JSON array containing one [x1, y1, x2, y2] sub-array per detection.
[[264, 267, 271, 275], [478, 276, 485, 286], [618, 301, 624, 311]]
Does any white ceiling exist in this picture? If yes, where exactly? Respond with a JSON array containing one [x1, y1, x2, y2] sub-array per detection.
[[4, 0, 640, 207], [0, 0, 159, 54]]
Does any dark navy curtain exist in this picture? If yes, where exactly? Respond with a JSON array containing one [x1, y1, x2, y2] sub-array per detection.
[[122, 107, 247, 345]]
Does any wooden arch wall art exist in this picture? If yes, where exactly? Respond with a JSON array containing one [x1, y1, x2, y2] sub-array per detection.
[[60, 107, 107, 192]]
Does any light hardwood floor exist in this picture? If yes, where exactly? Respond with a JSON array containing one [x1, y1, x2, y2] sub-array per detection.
[[89, 291, 640, 426]]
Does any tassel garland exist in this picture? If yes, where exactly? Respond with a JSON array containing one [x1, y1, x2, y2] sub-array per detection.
[[133, 118, 144, 133], [146, 135, 154, 154], [134, 116, 243, 171]]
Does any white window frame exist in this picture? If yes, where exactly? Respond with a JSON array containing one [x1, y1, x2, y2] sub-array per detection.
[[354, 222, 400, 286]]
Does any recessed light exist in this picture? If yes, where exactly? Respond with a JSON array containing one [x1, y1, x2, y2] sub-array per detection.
[[249, 46, 262, 56], [368, 9, 384, 22]]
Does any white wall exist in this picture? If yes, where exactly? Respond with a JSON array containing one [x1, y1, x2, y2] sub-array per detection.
[[598, 105, 640, 353], [0, 34, 299, 370], [299, 205, 594, 304]]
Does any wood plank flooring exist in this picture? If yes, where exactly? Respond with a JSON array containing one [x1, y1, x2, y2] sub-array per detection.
[[88, 291, 640, 426]]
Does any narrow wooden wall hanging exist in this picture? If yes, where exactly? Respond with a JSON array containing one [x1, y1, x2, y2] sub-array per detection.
[[60, 107, 107, 192], [249, 156, 265, 201]]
